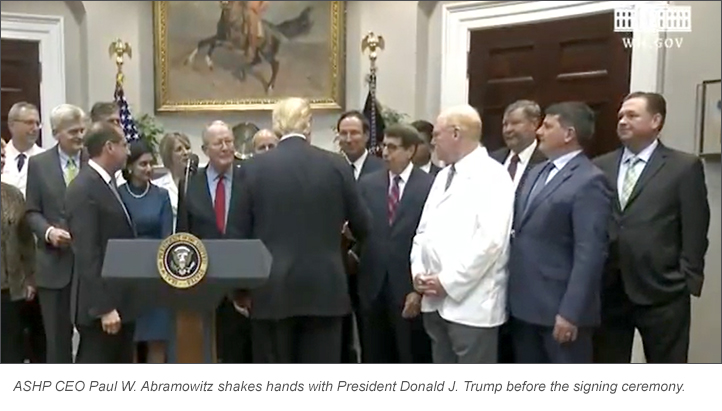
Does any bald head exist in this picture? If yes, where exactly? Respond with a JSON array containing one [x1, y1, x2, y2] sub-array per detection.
[[252, 129, 278, 154], [437, 105, 482, 142], [202, 120, 235, 171], [433, 105, 483, 164]]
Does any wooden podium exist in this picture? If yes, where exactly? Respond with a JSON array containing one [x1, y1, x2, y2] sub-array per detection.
[[101, 237, 271, 363]]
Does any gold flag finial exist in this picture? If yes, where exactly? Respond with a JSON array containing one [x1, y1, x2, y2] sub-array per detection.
[[361, 32, 385, 67], [108, 39, 132, 84]]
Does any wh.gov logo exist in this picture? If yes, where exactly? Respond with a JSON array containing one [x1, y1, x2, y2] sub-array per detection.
[[615, 5, 689, 49]]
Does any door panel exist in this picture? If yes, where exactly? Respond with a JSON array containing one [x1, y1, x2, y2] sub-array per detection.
[[468, 12, 632, 157], [1, 39, 42, 143]]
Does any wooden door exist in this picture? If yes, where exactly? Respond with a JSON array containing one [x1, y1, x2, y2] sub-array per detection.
[[1, 39, 42, 143], [468, 12, 632, 157]]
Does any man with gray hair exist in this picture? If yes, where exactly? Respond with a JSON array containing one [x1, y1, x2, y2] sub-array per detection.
[[25, 104, 88, 363], [232, 97, 370, 363], [251, 129, 278, 154], [412, 105, 514, 363], [490, 100, 547, 192], [1, 102, 45, 196]]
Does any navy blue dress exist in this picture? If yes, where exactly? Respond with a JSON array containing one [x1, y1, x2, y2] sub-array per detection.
[[119, 182, 173, 342]]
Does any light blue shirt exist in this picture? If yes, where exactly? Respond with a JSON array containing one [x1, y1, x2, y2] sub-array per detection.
[[57, 146, 81, 177], [617, 139, 659, 201], [546, 149, 583, 184], [205, 165, 233, 225]]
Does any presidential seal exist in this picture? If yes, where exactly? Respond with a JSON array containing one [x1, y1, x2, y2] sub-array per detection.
[[157, 232, 208, 289]]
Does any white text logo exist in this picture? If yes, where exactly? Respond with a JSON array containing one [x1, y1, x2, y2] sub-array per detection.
[[622, 36, 684, 49], [614, 5, 691, 33]]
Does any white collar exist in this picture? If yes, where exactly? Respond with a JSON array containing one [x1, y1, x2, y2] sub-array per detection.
[[622, 139, 659, 164], [389, 161, 413, 184], [350, 149, 369, 171], [509, 139, 538, 164], [88, 159, 113, 185], [280, 133, 306, 142]]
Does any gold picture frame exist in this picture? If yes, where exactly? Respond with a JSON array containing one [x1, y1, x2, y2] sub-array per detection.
[[153, 1, 346, 112]]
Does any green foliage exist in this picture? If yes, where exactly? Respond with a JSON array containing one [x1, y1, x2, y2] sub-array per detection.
[[380, 105, 408, 125], [134, 113, 163, 163]]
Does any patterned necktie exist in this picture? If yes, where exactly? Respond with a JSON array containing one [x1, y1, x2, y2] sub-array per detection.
[[620, 156, 643, 209], [445, 164, 456, 191], [508, 153, 520, 180], [65, 158, 78, 185], [16, 153, 26, 172], [215, 174, 226, 233], [388, 175, 401, 225]]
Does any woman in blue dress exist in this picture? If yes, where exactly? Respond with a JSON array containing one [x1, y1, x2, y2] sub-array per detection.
[[119, 140, 173, 363]]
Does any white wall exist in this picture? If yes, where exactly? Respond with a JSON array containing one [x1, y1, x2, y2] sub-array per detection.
[[1, 1, 438, 158], [662, 0, 721, 363]]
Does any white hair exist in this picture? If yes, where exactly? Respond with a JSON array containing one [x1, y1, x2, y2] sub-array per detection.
[[50, 104, 86, 134]]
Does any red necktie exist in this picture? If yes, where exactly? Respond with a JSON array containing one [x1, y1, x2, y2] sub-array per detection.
[[508, 154, 520, 180], [388, 175, 401, 225], [214, 175, 226, 234]]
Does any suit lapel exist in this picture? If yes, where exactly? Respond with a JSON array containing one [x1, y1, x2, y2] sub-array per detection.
[[516, 162, 542, 226], [520, 155, 581, 226], [391, 168, 419, 230], [47, 148, 68, 197], [609, 149, 624, 213], [194, 168, 216, 221], [624, 145, 668, 210]]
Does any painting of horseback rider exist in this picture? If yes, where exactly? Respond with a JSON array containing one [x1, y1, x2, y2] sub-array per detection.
[[154, 1, 345, 111]]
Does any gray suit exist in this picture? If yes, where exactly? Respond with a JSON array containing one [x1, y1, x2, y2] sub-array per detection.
[[25, 147, 85, 363]]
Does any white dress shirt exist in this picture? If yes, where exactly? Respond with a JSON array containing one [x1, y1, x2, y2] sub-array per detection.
[[0, 139, 45, 197], [350, 149, 369, 181], [616, 139, 659, 202], [420, 161, 432, 174], [546, 149, 583, 183], [389, 162, 413, 200], [410, 145, 515, 328], [503, 139, 538, 190]]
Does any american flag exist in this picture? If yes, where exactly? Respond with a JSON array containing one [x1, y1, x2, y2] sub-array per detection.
[[113, 81, 140, 142]]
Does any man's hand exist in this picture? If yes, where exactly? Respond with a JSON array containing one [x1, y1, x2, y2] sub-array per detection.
[[401, 292, 422, 319], [553, 314, 578, 344], [25, 286, 36, 301], [48, 227, 72, 247], [417, 275, 446, 297], [101, 310, 121, 335]]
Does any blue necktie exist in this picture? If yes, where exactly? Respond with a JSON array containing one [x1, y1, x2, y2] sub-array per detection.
[[524, 161, 554, 213]]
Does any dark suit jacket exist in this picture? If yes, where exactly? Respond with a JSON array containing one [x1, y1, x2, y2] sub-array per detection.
[[356, 167, 433, 311], [508, 153, 612, 327], [358, 153, 384, 179], [65, 165, 137, 326], [177, 164, 243, 239], [233, 136, 370, 320], [428, 163, 442, 177], [25, 147, 87, 289], [490, 145, 547, 197], [593, 143, 710, 305]]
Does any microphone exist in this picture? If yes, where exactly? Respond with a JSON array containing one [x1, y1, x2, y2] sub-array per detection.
[[183, 153, 199, 197]]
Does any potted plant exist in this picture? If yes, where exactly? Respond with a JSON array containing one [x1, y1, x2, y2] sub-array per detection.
[[134, 113, 164, 164]]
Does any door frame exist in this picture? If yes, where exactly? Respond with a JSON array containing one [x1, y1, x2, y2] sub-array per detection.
[[1, 12, 66, 147], [440, 1, 667, 110]]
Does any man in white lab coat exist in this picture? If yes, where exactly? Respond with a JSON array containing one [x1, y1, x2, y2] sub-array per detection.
[[411, 105, 514, 363]]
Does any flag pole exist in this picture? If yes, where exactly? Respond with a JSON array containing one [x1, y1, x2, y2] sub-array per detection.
[[361, 32, 385, 157]]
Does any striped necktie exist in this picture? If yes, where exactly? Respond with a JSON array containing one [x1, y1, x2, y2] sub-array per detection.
[[620, 156, 643, 209], [64, 158, 78, 185]]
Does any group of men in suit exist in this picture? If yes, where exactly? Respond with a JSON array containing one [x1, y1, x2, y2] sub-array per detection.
[[2, 89, 709, 364], [489, 93, 709, 363]]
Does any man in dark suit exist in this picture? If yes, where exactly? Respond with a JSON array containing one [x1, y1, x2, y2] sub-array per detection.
[[25, 104, 87, 363], [233, 98, 370, 363], [65, 122, 137, 363], [357, 124, 433, 363], [336, 110, 383, 363], [508, 102, 611, 363], [411, 120, 442, 176], [489, 100, 546, 363], [177, 120, 251, 363], [593, 92, 710, 363], [489, 100, 547, 193]]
